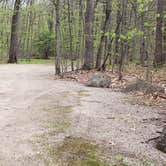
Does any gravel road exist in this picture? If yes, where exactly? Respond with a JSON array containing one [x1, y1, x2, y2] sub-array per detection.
[[0, 64, 165, 166]]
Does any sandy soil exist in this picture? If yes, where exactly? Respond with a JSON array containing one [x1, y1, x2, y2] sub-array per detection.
[[0, 64, 165, 166]]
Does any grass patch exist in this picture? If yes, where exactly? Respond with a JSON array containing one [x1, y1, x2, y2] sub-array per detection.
[[142, 160, 155, 166], [47, 137, 131, 166], [43, 105, 74, 133], [77, 90, 90, 97], [18, 58, 54, 64], [45, 118, 71, 132], [43, 105, 73, 113], [48, 137, 110, 166]]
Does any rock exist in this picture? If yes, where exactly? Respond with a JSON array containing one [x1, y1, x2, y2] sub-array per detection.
[[86, 73, 111, 88], [156, 127, 166, 153], [124, 79, 165, 94]]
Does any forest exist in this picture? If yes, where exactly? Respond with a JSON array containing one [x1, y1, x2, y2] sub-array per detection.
[[0, 0, 165, 74], [0, 0, 166, 165]]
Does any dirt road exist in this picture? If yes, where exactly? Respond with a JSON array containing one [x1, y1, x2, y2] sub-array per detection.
[[0, 64, 165, 166]]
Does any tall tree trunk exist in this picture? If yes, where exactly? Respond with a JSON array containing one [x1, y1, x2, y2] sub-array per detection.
[[55, 0, 61, 75], [119, 0, 127, 80], [8, 0, 21, 63], [48, 9, 54, 33], [96, 0, 112, 69], [114, 3, 121, 65], [163, 3, 166, 64], [101, 8, 122, 71], [67, 0, 74, 71], [77, 0, 83, 69], [154, 0, 164, 66], [26, 0, 34, 61], [83, 0, 95, 70], [140, 14, 146, 65]]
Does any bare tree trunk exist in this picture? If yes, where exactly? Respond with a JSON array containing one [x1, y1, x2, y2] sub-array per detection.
[[101, 10, 122, 71], [83, 0, 95, 70], [26, 0, 34, 61], [77, 0, 83, 70], [119, 0, 127, 80], [154, 0, 164, 66], [48, 9, 54, 33], [140, 14, 146, 66], [67, 0, 74, 71], [114, 3, 121, 65], [163, 3, 166, 64], [96, 0, 112, 69], [55, 0, 61, 75], [8, 0, 21, 63]]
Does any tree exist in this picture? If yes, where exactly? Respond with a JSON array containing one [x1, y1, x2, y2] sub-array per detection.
[[96, 0, 112, 69], [0, 0, 165, 74], [140, 14, 146, 66], [67, 0, 74, 71], [76, 0, 84, 69], [55, 0, 61, 75], [114, 2, 121, 65], [154, 0, 164, 66], [163, 3, 166, 64], [119, 0, 127, 80], [8, 0, 21, 63], [83, 0, 95, 70], [34, 31, 54, 59]]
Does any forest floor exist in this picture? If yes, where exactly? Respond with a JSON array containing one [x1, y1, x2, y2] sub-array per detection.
[[0, 64, 165, 166]]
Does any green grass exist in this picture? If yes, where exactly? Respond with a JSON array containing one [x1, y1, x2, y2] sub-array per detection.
[[77, 90, 90, 97], [45, 118, 71, 132], [18, 58, 54, 64], [42, 105, 74, 133], [47, 137, 132, 166], [48, 137, 110, 166]]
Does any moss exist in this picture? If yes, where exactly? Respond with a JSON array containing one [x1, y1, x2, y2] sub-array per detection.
[[142, 160, 155, 166], [51, 137, 132, 166], [114, 156, 129, 166], [86, 160, 105, 166], [34, 135, 132, 166], [56, 137, 97, 163], [49, 137, 110, 166]]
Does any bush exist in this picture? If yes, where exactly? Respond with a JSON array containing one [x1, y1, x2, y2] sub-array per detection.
[[34, 31, 55, 59]]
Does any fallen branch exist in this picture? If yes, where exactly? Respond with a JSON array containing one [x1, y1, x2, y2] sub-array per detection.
[[152, 92, 166, 100], [145, 136, 160, 143], [65, 76, 77, 80], [157, 93, 166, 99]]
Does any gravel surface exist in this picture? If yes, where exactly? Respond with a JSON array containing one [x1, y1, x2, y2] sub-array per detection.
[[0, 64, 165, 166]]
